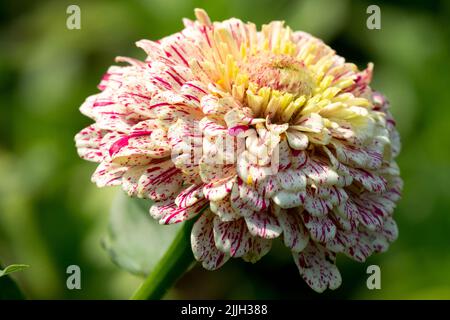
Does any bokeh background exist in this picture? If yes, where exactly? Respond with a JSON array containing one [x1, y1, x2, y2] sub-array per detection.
[[1, 0, 450, 299]]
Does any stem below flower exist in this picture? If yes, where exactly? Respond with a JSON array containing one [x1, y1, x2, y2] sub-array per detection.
[[130, 218, 197, 300]]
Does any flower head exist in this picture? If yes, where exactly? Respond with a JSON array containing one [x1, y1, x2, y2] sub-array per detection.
[[75, 9, 402, 292]]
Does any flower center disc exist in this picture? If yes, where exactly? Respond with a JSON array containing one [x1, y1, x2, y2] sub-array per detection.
[[243, 53, 314, 96]]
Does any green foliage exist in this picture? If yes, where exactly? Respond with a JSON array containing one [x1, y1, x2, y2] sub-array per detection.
[[102, 192, 182, 277], [0, 264, 29, 278]]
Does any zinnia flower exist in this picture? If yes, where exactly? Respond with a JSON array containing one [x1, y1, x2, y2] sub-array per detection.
[[75, 9, 402, 292]]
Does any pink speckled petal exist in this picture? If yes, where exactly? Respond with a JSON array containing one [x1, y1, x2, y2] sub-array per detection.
[[348, 167, 387, 193], [302, 212, 337, 243], [175, 184, 205, 208], [91, 161, 127, 187], [303, 188, 333, 217], [210, 197, 241, 221], [213, 217, 251, 258], [203, 177, 234, 201], [149, 197, 208, 224], [286, 129, 309, 150], [242, 236, 272, 263], [293, 243, 342, 293], [191, 211, 230, 270], [134, 160, 184, 201], [272, 189, 306, 209], [302, 156, 339, 186], [277, 208, 309, 252], [75, 124, 105, 162], [277, 169, 307, 192], [244, 210, 282, 239]]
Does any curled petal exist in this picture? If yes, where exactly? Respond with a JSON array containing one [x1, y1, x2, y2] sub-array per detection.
[[302, 156, 339, 186], [201, 94, 234, 116], [213, 217, 251, 258], [293, 243, 342, 293], [332, 201, 359, 231], [333, 141, 383, 170], [347, 237, 373, 262], [199, 117, 227, 137], [149, 197, 208, 224], [353, 197, 384, 231], [277, 208, 309, 252], [191, 211, 230, 270], [272, 189, 305, 209], [302, 212, 337, 243], [243, 236, 272, 263], [286, 129, 309, 150], [233, 181, 269, 211], [303, 188, 333, 216], [325, 229, 358, 253], [91, 161, 127, 187], [244, 210, 282, 239], [292, 113, 324, 133], [203, 177, 234, 201], [348, 167, 387, 193], [381, 216, 398, 242], [75, 125, 105, 162], [181, 81, 208, 103], [175, 184, 205, 208], [230, 183, 256, 217], [277, 169, 307, 192], [210, 197, 241, 221], [134, 160, 184, 200]]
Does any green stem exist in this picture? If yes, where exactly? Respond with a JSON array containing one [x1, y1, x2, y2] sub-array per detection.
[[130, 218, 197, 300]]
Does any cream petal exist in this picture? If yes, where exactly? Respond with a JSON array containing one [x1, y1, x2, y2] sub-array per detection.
[[292, 113, 324, 133], [286, 129, 309, 150], [272, 189, 305, 209], [381, 216, 398, 242], [353, 197, 384, 232]]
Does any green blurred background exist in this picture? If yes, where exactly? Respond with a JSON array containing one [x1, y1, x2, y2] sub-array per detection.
[[1, 0, 450, 299]]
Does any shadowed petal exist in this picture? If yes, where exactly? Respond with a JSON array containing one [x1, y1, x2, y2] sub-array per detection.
[[191, 211, 230, 270]]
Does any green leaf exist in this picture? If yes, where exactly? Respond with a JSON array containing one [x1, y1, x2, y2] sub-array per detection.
[[0, 264, 29, 278], [102, 191, 183, 277], [0, 262, 28, 299]]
